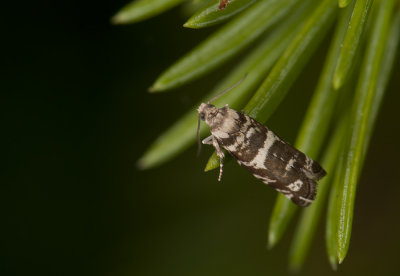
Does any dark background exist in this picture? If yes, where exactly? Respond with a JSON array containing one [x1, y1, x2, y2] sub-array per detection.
[[3, 1, 400, 275]]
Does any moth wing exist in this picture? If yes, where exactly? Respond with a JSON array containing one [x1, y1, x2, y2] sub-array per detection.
[[241, 115, 326, 181], [214, 112, 324, 207], [243, 165, 316, 207], [275, 140, 326, 181], [269, 175, 316, 207]]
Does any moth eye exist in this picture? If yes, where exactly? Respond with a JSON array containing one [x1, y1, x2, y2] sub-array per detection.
[[200, 113, 205, 121]]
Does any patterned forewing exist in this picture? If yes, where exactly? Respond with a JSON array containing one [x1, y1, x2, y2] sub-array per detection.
[[215, 111, 325, 206]]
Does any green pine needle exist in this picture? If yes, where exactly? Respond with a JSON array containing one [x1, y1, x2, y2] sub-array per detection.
[[111, 0, 185, 24], [332, 0, 373, 90]]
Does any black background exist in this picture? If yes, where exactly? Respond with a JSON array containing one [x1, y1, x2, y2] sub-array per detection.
[[2, 1, 400, 275]]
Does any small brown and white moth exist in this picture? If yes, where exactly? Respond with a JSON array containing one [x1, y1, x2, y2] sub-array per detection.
[[197, 77, 326, 207]]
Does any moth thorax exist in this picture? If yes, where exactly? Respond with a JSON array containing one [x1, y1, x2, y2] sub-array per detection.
[[213, 108, 240, 134]]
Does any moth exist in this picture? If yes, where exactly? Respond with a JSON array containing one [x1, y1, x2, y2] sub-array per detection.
[[197, 76, 326, 207]]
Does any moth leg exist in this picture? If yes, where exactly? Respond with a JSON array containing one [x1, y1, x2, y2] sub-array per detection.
[[202, 135, 225, 181], [211, 136, 224, 182], [202, 135, 213, 145]]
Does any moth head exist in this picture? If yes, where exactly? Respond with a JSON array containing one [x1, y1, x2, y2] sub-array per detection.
[[196, 103, 219, 156], [197, 103, 218, 125], [196, 73, 247, 156]]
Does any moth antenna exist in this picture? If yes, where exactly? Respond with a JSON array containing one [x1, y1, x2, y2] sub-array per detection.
[[207, 73, 248, 104], [196, 114, 202, 156]]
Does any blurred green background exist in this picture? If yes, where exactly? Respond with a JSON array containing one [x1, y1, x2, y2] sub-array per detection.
[[2, 1, 400, 275]]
